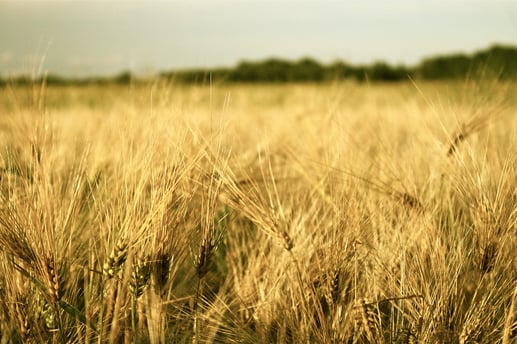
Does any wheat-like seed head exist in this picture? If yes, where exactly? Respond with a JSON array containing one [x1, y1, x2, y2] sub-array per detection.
[[195, 233, 216, 279], [395, 328, 413, 344], [42, 302, 57, 330], [278, 228, 293, 251], [394, 191, 423, 211], [411, 316, 423, 342], [42, 255, 61, 306], [14, 293, 31, 341], [479, 241, 497, 273], [329, 267, 341, 306], [354, 298, 381, 343], [392, 314, 421, 344], [459, 317, 481, 344], [103, 237, 128, 279], [129, 255, 151, 298], [152, 251, 173, 298]]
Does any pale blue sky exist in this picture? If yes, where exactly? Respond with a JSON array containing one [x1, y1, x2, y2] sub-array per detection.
[[0, 0, 516, 77]]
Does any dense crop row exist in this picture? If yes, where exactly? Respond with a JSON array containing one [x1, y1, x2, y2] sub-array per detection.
[[0, 81, 515, 343]]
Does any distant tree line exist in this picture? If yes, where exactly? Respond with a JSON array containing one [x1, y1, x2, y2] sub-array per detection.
[[163, 45, 517, 83], [1, 45, 516, 87]]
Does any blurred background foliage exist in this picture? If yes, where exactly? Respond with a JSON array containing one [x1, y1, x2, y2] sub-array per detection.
[[1, 44, 516, 87]]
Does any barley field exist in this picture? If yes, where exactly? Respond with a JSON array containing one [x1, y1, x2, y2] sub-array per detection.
[[0, 80, 516, 343]]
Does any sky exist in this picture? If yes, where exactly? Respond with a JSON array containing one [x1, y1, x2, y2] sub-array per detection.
[[0, 0, 516, 77]]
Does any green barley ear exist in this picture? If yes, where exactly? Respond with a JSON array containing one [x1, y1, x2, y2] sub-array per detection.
[[42, 302, 57, 330], [129, 255, 151, 298], [103, 237, 128, 279]]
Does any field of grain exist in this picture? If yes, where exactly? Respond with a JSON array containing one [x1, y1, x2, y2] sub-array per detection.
[[0, 80, 516, 343]]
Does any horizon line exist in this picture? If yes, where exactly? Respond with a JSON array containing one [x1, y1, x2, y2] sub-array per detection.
[[1, 42, 515, 80]]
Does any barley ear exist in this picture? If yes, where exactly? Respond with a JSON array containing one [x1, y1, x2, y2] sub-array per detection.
[[152, 252, 173, 297], [14, 294, 31, 341], [42, 255, 61, 306], [129, 255, 151, 298], [354, 298, 381, 343], [103, 237, 129, 279]]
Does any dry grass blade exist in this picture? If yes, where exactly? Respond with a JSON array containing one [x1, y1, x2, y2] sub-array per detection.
[[0, 218, 38, 268], [297, 158, 424, 212], [503, 285, 517, 344]]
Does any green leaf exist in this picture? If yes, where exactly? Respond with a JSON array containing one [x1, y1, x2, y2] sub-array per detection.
[[59, 300, 98, 333]]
